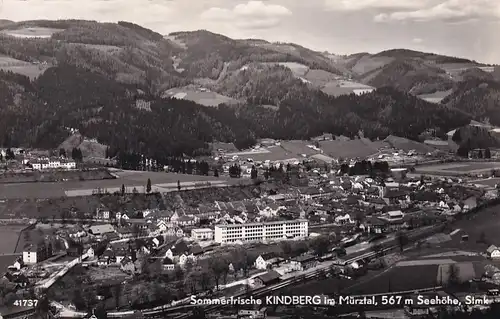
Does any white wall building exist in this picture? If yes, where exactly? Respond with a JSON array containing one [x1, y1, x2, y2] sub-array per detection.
[[214, 219, 308, 244], [191, 228, 214, 241], [30, 158, 76, 170]]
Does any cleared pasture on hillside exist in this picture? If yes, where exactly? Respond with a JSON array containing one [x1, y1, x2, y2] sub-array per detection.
[[418, 89, 452, 104], [0, 65, 49, 79], [164, 88, 238, 107]]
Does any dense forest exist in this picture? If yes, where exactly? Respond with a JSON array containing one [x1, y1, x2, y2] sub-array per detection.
[[443, 80, 500, 125]]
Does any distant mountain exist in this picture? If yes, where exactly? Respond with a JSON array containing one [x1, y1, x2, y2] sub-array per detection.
[[332, 49, 489, 95], [0, 19, 482, 158]]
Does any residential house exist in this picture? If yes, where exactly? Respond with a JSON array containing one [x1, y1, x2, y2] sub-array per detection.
[[157, 220, 170, 232], [290, 255, 317, 271], [8, 258, 23, 271], [117, 227, 133, 239], [254, 270, 281, 286], [166, 227, 184, 238], [165, 241, 190, 260], [162, 258, 175, 271], [115, 249, 128, 264], [96, 209, 111, 220], [487, 245, 500, 259], [254, 253, 284, 270], [120, 257, 135, 273]]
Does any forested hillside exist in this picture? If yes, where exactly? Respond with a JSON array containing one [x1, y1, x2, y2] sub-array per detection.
[[0, 19, 488, 159], [443, 80, 500, 125], [364, 59, 453, 95]]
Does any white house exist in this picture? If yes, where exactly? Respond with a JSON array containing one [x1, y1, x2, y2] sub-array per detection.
[[254, 253, 283, 270], [191, 228, 214, 241], [487, 245, 500, 258], [335, 214, 353, 225], [87, 247, 95, 259], [157, 220, 170, 232]]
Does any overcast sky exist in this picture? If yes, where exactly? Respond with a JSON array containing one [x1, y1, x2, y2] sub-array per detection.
[[1, 0, 498, 64]]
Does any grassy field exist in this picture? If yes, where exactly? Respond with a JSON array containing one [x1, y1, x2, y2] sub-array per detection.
[[0, 168, 113, 183], [0, 225, 26, 253], [343, 264, 440, 294], [1, 27, 63, 38], [0, 170, 230, 200], [226, 146, 299, 162], [319, 139, 380, 159], [418, 89, 452, 104], [416, 162, 500, 175], [164, 87, 238, 107]]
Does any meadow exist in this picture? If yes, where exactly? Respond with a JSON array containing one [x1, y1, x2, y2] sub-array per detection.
[[0, 225, 27, 254], [0, 170, 230, 200], [416, 162, 500, 175], [164, 87, 238, 107]]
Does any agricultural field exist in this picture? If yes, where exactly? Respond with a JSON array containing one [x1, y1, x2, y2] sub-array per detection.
[[0, 168, 114, 184], [225, 147, 296, 162], [416, 162, 500, 176], [0, 170, 230, 200], [319, 139, 380, 159], [320, 80, 374, 97], [280, 140, 321, 157], [0, 225, 26, 253], [163, 87, 238, 107]]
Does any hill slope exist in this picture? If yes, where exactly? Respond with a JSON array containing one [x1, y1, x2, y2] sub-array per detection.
[[335, 49, 487, 94], [0, 19, 480, 160]]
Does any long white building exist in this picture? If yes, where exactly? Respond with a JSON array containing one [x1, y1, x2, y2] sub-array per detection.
[[214, 219, 308, 244]]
